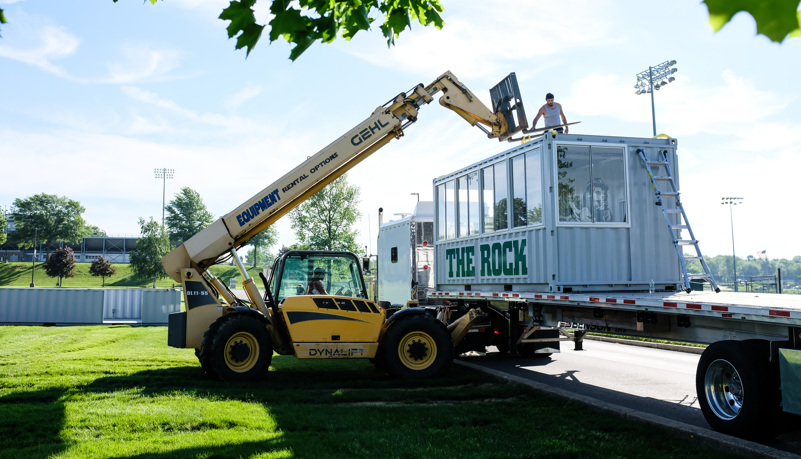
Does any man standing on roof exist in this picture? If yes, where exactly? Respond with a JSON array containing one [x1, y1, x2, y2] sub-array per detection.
[[532, 93, 569, 133]]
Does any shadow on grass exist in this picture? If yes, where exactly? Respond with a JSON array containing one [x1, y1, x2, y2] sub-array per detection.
[[0, 263, 27, 284], [2, 349, 761, 459], [0, 356, 486, 458]]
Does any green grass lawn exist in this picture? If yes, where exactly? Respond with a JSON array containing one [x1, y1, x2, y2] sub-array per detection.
[[0, 325, 740, 458], [0, 262, 264, 289]]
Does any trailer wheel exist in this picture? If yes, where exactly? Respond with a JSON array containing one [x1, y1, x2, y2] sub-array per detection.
[[696, 340, 777, 439], [382, 315, 453, 379], [205, 314, 272, 382]]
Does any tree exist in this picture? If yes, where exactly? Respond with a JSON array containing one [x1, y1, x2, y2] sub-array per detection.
[[0, 210, 7, 245], [130, 217, 171, 283], [10, 194, 87, 253], [107, 0, 444, 59], [43, 247, 76, 286], [84, 225, 107, 237], [245, 226, 278, 268], [3, 2, 799, 52], [289, 174, 361, 252], [704, 0, 801, 42], [165, 187, 214, 244], [90, 257, 117, 287]]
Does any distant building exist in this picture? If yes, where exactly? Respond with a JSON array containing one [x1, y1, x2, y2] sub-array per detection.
[[0, 236, 138, 264]]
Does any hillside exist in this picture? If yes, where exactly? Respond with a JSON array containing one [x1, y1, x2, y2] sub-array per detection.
[[0, 262, 265, 289]]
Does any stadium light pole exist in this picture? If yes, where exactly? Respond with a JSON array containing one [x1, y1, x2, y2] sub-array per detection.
[[30, 227, 37, 288], [721, 197, 743, 292], [634, 60, 678, 136], [154, 168, 175, 227]]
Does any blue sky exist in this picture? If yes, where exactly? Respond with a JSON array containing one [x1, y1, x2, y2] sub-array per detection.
[[1, 0, 800, 260]]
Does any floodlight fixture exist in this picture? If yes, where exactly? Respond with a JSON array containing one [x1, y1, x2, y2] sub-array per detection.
[[154, 168, 175, 227], [634, 59, 678, 136]]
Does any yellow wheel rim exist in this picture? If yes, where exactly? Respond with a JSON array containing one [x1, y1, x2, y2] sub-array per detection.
[[224, 331, 260, 373], [398, 331, 437, 370]]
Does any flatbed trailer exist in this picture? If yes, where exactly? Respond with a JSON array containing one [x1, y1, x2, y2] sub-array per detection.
[[431, 287, 801, 440], [377, 132, 801, 439]]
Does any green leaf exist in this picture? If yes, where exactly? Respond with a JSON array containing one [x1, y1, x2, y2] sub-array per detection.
[[268, 7, 309, 42], [704, 0, 801, 42], [0, 8, 6, 25], [219, 0, 258, 39], [288, 33, 317, 61], [385, 8, 412, 39], [237, 22, 264, 56]]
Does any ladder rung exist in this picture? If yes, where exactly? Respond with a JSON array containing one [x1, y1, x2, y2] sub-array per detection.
[[659, 192, 679, 197], [647, 161, 668, 167], [683, 256, 702, 261], [676, 239, 698, 245], [654, 176, 672, 181], [671, 225, 690, 230]]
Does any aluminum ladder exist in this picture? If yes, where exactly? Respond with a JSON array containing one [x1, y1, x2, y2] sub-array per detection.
[[637, 148, 720, 293]]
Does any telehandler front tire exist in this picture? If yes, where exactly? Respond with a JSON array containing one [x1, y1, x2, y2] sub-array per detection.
[[203, 314, 272, 382], [382, 314, 453, 379]]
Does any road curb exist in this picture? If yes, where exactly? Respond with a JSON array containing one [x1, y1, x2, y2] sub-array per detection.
[[586, 334, 706, 354], [456, 359, 798, 459]]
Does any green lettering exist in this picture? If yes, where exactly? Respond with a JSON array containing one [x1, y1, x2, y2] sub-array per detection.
[[456, 247, 466, 277], [464, 246, 476, 277], [445, 248, 456, 278], [491, 243, 503, 276], [514, 239, 528, 275], [480, 244, 491, 277], [502, 241, 515, 275]]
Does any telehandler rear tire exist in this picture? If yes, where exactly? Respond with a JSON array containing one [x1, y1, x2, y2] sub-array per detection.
[[382, 314, 453, 379], [204, 314, 272, 382]]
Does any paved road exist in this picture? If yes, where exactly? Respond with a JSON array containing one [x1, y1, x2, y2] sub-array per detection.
[[458, 338, 801, 457]]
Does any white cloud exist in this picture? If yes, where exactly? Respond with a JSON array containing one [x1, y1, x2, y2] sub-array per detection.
[[105, 45, 183, 84], [224, 84, 263, 111], [337, 0, 621, 80], [119, 86, 253, 133], [0, 25, 78, 78]]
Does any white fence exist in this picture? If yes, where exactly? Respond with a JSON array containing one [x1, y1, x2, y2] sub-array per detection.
[[0, 288, 181, 325]]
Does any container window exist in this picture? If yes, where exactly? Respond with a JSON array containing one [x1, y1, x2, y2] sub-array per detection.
[[436, 181, 456, 240], [436, 183, 446, 240], [445, 181, 456, 238], [526, 148, 543, 225], [482, 166, 494, 232], [458, 175, 468, 237], [494, 161, 508, 231], [467, 171, 480, 235], [558, 145, 627, 224], [511, 154, 526, 227]]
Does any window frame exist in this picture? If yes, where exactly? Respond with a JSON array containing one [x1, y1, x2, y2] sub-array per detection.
[[554, 142, 630, 228]]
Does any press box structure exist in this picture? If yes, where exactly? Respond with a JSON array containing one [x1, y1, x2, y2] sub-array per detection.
[[432, 133, 685, 294]]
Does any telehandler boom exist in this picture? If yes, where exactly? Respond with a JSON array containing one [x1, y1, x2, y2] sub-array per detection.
[[164, 71, 527, 381]]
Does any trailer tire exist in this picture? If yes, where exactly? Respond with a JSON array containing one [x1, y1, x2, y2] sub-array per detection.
[[382, 314, 453, 379], [696, 340, 777, 439], [203, 314, 272, 382]]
